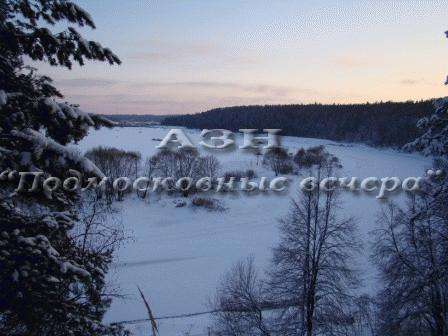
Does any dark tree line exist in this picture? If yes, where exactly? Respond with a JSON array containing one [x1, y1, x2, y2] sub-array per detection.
[[162, 101, 435, 148], [102, 114, 167, 123]]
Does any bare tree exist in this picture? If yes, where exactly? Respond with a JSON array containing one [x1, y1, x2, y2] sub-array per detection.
[[148, 149, 219, 197], [268, 149, 360, 336], [70, 188, 129, 329], [85, 146, 141, 180], [372, 176, 448, 336], [139, 156, 158, 200], [74, 189, 127, 257], [294, 145, 342, 171], [211, 256, 271, 336], [263, 147, 293, 176], [194, 154, 221, 180], [254, 148, 263, 166], [148, 148, 199, 180], [347, 295, 379, 336], [85, 147, 141, 201], [177, 148, 199, 176]]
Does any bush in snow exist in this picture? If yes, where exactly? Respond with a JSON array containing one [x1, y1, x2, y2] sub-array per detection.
[[191, 197, 225, 212], [263, 147, 293, 176], [146, 150, 221, 197], [293, 145, 342, 172], [223, 169, 256, 182], [173, 199, 187, 208], [211, 256, 270, 336], [85, 146, 141, 201], [85, 147, 141, 181], [194, 154, 221, 181]]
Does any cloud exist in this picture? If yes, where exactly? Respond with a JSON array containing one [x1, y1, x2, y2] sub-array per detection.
[[67, 94, 203, 114], [66, 85, 322, 115], [128, 52, 171, 62], [127, 39, 255, 65], [56, 78, 118, 88], [333, 56, 369, 68], [65, 78, 371, 116], [400, 79, 419, 85], [399, 78, 436, 86], [128, 40, 217, 62], [128, 81, 311, 98], [64, 79, 328, 115], [400, 78, 430, 86]]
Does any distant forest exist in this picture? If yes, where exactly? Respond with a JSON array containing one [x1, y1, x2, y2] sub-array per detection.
[[103, 114, 166, 123], [161, 100, 435, 148]]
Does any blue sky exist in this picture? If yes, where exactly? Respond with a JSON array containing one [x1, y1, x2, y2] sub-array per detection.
[[35, 0, 448, 115]]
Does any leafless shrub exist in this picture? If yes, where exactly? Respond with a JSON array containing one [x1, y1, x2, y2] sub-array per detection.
[[176, 148, 199, 181], [85, 146, 141, 201], [147, 150, 221, 197], [194, 155, 221, 180], [173, 199, 187, 208], [149, 148, 198, 196], [85, 146, 141, 180], [73, 189, 129, 310], [254, 148, 263, 166], [223, 169, 256, 182], [262, 148, 293, 176], [211, 256, 271, 336], [73, 189, 127, 257], [293, 145, 342, 170], [191, 197, 225, 211], [147, 148, 198, 179]]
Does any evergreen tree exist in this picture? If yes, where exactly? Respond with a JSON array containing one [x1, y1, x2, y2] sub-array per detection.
[[374, 33, 448, 334], [372, 168, 448, 336], [404, 98, 448, 157], [0, 1, 126, 334], [162, 100, 432, 148]]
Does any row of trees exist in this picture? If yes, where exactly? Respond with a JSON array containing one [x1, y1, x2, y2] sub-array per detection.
[[262, 145, 343, 176], [145, 149, 220, 183], [210, 99, 448, 335], [85, 146, 222, 199], [162, 101, 434, 148], [85, 144, 329, 200]]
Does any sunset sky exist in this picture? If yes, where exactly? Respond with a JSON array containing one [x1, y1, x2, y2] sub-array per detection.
[[34, 0, 448, 115]]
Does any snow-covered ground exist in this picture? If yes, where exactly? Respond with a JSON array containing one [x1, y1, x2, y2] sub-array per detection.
[[75, 126, 431, 336]]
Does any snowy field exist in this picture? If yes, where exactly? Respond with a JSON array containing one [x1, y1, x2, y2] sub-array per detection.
[[75, 126, 431, 336]]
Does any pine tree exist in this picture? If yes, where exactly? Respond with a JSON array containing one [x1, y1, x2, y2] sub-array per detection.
[[404, 98, 448, 157], [377, 32, 448, 333], [372, 166, 448, 335], [403, 32, 448, 158], [0, 1, 127, 334]]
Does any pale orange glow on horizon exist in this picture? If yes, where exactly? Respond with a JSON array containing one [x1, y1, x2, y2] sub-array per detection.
[[34, 0, 448, 115]]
